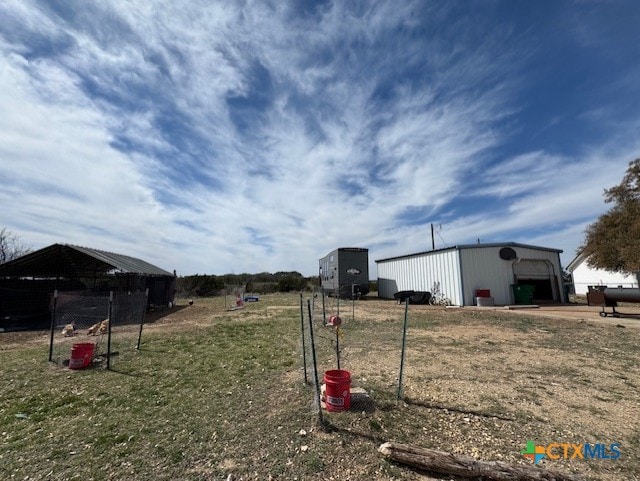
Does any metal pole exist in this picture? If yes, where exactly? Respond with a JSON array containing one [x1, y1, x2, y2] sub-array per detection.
[[321, 288, 326, 325], [431, 223, 435, 250], [352, 284, 355, 323], [300, 293, 308, 384], [48, 290, 58, 362], [136, 288, 149, 350], [335, 327, 340, 370], [307, 300, 323, 426], [107, 291, 113, 370], [397, 297, 409, 400]]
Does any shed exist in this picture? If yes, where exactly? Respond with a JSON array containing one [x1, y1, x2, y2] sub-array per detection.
[[319, 247, 370, 298], [0, 243, 176, 331], [376, 243, 565, 306], [566, 251, 639, 296]]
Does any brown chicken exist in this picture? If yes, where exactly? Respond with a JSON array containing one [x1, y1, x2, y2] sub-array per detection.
[[87, 319, 109, 336]]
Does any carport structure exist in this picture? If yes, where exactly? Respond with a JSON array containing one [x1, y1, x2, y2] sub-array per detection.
[[0, 243, 176, 331]]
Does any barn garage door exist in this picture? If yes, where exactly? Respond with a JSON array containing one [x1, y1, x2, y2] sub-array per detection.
[[513, 259, 557, 302]]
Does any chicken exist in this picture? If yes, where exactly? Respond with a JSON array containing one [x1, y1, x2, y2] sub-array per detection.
[[62, 323, 76, 337], [87, 319, 109, 336], [98, 319, 109, 334]]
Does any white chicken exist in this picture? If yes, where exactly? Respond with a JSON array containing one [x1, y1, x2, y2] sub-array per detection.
[[61, 323, 76, 337]]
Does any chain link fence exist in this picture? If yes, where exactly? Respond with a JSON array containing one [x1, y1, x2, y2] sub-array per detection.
[[49, 290, 147, 370]]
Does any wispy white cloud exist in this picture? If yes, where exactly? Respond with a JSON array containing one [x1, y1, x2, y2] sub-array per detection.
[[1, 1, 639, 276]]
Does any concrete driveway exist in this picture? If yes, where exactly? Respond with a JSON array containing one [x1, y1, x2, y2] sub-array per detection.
[[467, 303, 640, 329]]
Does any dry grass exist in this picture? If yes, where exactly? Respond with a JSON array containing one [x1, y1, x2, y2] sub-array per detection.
[[0, 294, 638, 480]]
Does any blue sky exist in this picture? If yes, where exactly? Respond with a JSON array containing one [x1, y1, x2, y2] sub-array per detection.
[[1, 1, 639, 277]]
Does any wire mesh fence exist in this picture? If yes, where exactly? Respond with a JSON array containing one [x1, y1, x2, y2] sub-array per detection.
[[301, 290, 407, 425], [49, 290, 147, 370], [224, 285, 246, 311]]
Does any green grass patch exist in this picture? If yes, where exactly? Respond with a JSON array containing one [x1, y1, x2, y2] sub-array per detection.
[[1, 294, 638, 481]]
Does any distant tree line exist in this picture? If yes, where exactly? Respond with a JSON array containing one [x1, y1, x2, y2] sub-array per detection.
[[176, 271, 319, 297]]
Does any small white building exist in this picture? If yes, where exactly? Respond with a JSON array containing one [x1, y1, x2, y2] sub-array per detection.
[[376, 243, 565, 306], [566, 251, 639, 295]]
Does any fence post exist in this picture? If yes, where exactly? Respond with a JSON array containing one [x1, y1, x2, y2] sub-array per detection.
[[136, 289, 149, 350], [107, 291, 113, 370], [352, 284, 355, 323], [397, 297, 409, 400], [48, 290, 58, 362], [300, 293, 308, 384], [335, 326, 341, 370], [307, 299, 323, 426], [321, 288, 326, 325]]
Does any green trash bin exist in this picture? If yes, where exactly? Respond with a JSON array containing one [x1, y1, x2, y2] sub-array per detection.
[[512, 284, 535, 304]]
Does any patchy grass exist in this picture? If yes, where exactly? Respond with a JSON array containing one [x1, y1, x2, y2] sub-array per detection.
[[1, 294, 638, 480]]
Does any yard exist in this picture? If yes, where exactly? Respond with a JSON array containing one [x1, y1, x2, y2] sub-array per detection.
[[1, 293, 638, 480]]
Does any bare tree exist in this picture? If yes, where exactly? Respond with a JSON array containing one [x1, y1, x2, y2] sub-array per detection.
[[0, 227, 32, 264]]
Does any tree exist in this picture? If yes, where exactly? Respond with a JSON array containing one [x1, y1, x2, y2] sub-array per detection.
[[0, 227, 31, 264], [580, 158, 640, 280]]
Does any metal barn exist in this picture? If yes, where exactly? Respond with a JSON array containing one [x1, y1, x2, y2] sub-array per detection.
[[0, 243, 176, 331], [376, 243, 565, 306], [319, 247, 370, 298]]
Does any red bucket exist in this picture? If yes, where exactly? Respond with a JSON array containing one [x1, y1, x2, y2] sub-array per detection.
[[324, 369, 351, 412], [69, 342, 95, 369]]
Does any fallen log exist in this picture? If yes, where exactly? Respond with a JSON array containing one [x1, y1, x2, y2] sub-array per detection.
[[378, 442, 585, 481]]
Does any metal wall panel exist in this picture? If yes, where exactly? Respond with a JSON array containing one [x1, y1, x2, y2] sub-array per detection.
[[319, 249, 339, 292], [378, 244, 565, 305], [460, 246, 564, 305], [459, 247, 515, 305], [376, 249, 463, 305]]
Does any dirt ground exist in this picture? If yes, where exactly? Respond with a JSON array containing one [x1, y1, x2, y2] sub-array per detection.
[[464, 303, 640, 329], [2, 295, 638, 480], [308, 296, 639, 480]]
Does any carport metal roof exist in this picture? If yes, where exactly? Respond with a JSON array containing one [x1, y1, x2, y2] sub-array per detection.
[[0, 243, 174, 278]]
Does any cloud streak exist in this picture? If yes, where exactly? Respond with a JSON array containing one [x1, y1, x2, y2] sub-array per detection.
[[1, 1, 639, 276]]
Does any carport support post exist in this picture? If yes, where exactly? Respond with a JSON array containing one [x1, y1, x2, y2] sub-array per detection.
[[136, 289, 149, 350], [48, 290, 58, 362], [397, 297, 409, 400], [300, 293, 308, 384], [107, 291, 113, 370]]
